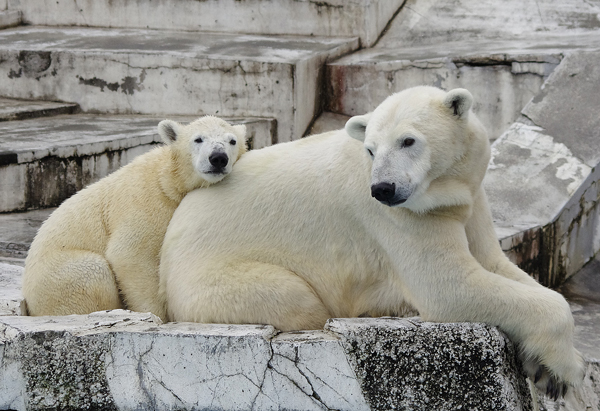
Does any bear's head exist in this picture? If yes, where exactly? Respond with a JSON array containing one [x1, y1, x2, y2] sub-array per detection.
[[345, 86, 490, 214], [158, 116, 247, 185]]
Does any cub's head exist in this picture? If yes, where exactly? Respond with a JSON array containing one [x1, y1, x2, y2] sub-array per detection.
[[345, 86, 489, 213], [158, 116, 247, 185]]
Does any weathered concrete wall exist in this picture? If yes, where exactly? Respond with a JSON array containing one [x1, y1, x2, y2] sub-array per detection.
[[326, 52, 559, 140], [0, 307, 534, 411], [6, 0, 403, 47]]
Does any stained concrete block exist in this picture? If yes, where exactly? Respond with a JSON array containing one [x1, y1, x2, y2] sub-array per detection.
[[0, 310, 163, 410], [486, 51, 600, 287], [0, 26, 358, 143], [487, 123, 599, 287], [0, 97, 78, 121], [0, 9, 20, 29], [0, 309, 536, 411], [0, 114, 275, 212], [6, 0, 402, 47], [326, 317, 533, 411], [522, 51, 600, 169]]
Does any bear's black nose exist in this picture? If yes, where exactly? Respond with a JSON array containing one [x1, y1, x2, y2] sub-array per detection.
[[371, 182, 396, 202], [209, 152, 229, 170]]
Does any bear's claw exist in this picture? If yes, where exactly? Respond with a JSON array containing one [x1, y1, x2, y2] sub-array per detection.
[[523, 359, 572, 400]]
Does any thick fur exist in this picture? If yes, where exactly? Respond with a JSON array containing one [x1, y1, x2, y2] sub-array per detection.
[[23, 116, 246, 321], [159, 87, 584, 392]]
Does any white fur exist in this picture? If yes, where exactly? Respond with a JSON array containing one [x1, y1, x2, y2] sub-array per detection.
[[160, 87, 584, 390], [22, 116, 246, 321]]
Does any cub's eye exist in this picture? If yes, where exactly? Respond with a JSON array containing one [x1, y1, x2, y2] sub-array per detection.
[[194, 137, 203, 144], [229, 139, 237, 146], [403, 137, 415, 147], [367, 149, 374, 157]]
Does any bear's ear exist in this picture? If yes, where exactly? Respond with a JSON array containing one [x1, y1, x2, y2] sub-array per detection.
[[158, 120, 181, 145], [345, 113, 371, 142], [231, 124, 246, 139], [443, 88, 473, 119]]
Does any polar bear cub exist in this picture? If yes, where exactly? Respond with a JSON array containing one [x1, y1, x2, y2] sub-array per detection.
[[159, 87, 583, 396], [23, 116, 246, 321]]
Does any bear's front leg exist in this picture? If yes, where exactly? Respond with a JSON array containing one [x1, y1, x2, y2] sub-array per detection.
[[396, 217, 585, 396], [465, 187, 542, 287]]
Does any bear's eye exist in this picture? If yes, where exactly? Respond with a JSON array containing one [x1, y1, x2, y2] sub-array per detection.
[[403, 138, 415, 147], [194, 137, 203, 144], [229, 139, 237, 146], [367, 148, 374, 157]]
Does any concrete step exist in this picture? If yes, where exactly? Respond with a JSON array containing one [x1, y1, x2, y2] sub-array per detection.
[[0, 26, 358, 142], [0, 114, 275, 212], [0, 97, 78, 121], [4, 0, 402, 47]]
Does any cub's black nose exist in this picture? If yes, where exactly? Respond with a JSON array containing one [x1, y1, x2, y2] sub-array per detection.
[[371, 182, 396, 202], [209, 152, 229, 169]]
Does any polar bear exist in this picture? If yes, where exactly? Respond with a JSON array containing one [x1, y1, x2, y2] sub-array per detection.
[[159, 87, 583, 396], [23, 116, 246, 321]]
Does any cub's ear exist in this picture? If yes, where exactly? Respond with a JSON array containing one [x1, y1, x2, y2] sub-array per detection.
[[231, 124, 246, 139], [345, 113, 371, 142], [158, 120, 181, 145], [443, 88, 473, 118]]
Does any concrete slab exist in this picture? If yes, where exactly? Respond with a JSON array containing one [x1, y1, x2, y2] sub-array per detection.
[[485, 51, 600, 287], [0, 97, 78, 122], [0, 26, 358, 142], [522, 51, 600, 168], [7, 0, 402, 47], [0, 309, 534, 410], [0, 114, 275, 212], [0, 9, 20, 29], [325, 0, 600, 140]]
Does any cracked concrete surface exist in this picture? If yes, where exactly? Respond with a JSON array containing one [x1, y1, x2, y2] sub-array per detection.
[[0, 309, 534, 411]]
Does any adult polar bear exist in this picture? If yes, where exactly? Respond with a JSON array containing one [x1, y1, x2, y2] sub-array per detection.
[[160, 86, 583, 394]]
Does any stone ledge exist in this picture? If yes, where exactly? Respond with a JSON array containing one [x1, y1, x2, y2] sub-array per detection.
[[0, 309, 533, 411]]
